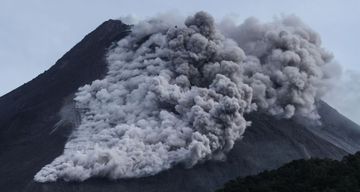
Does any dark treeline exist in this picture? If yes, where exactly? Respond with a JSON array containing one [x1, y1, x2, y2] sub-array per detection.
[[217, 152, 360, 192]]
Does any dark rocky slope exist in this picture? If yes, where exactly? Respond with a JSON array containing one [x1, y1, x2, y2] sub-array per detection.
[[0, 20, 359, 192]]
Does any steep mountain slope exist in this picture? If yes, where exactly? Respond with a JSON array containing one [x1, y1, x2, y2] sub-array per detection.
[[0, 20, 130, 192], [0, 20, 359, 192]]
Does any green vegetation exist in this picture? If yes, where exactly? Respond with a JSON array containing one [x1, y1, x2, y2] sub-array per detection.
[[217, 152, 360, 192]]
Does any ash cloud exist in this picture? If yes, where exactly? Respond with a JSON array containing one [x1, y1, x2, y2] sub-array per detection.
[[34, 12, 338, 182], [220, 15, 336, 119]]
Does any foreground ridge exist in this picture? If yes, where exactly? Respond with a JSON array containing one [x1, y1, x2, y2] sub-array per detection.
[[218, 152, 360, 192]]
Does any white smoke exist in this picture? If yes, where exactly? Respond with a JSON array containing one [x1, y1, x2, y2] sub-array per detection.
[[34, 12, 338, 182], [118, 14, 140, 25]]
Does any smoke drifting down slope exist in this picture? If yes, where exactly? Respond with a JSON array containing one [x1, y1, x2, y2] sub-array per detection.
[[34, 12, 338, 182]]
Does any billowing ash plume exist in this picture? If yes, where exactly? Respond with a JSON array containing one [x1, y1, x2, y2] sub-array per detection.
[[220, 16, 335, 119], [34, 12, 338, 182]]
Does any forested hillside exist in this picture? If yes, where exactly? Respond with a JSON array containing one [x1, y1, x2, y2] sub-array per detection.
[[218, 152, 360, 192]]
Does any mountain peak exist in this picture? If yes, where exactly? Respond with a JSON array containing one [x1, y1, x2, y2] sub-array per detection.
[[0, 18, 359, 192], [0, 19, 130, 192]]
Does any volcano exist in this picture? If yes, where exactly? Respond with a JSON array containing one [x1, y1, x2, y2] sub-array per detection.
[[1, 18, 360, 192]]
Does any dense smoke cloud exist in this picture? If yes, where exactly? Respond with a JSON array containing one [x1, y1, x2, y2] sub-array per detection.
[[34, 12, 338, 182], [220, 16, 336, 119]]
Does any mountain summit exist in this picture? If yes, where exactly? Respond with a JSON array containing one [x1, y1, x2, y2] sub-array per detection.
[[1, 16, 360, 192]]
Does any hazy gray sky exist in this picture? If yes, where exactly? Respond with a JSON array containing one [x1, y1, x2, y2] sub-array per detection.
[[0, 0, 359, 123]]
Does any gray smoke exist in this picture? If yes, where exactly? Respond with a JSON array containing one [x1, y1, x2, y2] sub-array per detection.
[[220, 16, 336, 119], [34, 12, 338, 182]]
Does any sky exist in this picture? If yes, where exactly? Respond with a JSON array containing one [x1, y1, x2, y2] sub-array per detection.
[[0, 0, 359, 124]]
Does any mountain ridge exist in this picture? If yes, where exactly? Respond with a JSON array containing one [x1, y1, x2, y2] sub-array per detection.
[[0, 19, 130, 192], [0, 19, 359, 192]]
